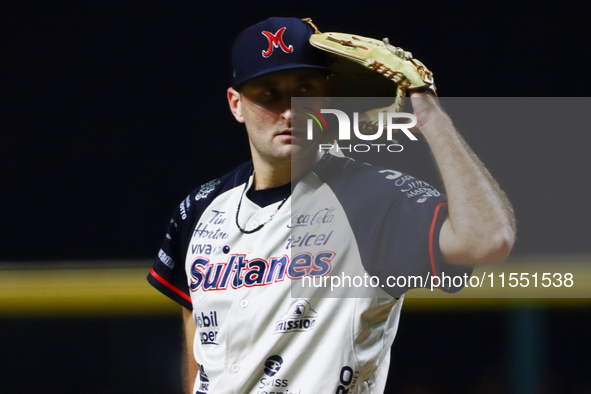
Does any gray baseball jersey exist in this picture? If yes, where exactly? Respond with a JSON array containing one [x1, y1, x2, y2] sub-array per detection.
[[148, 154, 471, 394]]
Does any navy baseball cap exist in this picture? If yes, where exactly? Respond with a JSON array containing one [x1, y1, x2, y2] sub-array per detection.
[[231, 17, 329, 88]]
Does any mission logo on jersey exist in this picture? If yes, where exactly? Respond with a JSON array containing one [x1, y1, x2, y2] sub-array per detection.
[[274, 299, 318, 334]]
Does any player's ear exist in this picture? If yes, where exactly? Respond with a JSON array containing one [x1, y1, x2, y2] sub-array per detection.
[[227, 87, 244, 123]]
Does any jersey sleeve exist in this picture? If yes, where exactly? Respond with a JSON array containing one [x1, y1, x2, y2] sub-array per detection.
[[147, 162, 254, 310], [147, 196, 194, 310], [316, 156, 473, 297], [375, 185, 473, 295]]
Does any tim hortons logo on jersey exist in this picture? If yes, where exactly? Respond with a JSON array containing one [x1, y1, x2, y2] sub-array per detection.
[[193, 210, 230, 240], [274, 299, 318, 334], [189, 252, 336, 292], [193, 223, 230, 240], [261, 27, 293, 58], [304, 108, 418, 153]]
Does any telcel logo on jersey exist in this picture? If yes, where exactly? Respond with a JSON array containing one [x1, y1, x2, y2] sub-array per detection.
[[196, 310, 219, 345], [304, 107, 418, 153], [274, 299, 318, 334]]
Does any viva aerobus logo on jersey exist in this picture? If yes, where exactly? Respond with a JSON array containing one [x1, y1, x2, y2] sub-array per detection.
[[303, 107, 418, 153]]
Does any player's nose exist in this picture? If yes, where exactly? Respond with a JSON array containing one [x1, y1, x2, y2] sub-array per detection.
[[281, 106, 292, 124]]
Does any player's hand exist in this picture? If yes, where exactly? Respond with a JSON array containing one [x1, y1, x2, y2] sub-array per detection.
[[409, 90, 447, 129]]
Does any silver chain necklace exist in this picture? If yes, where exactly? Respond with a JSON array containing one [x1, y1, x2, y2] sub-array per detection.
[[235, 169, 289, 234]]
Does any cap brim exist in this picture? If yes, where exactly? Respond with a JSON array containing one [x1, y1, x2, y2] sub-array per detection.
[[233, 64, 330, 89]]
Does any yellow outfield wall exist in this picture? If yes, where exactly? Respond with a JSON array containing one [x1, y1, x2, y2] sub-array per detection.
[[0, 256, 590, 317]]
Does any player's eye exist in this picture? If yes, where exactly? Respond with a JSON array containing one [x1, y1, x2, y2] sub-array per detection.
[[297, 83, 315, 95], [262, 88, 282, 101]]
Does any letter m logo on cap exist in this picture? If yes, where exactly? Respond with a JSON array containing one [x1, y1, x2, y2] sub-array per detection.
[[261, 27, 294, 58]]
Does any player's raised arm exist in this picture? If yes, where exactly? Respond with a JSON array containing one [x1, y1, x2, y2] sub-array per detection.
[[306, 28, 515, 265], [410, 92, 516, 265]]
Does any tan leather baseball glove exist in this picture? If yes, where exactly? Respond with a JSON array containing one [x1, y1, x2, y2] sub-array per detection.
[[304, 18, 436, 113]]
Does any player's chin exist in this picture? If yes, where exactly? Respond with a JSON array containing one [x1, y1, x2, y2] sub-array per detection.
[[290, 142, 320, 163], [266, 143, 292, 162]]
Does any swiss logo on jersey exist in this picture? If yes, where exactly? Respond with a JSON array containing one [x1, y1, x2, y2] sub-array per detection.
[[264, 355, 283, 376], [262, 27, 293, 58]]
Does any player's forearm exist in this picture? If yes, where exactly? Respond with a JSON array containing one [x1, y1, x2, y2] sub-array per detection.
[[182, 307, 199, 394], [414, 95, 516, 264]]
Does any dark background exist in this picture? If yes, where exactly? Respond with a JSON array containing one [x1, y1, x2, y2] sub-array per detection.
[[2, 1, 591, 393], [4, 1, 591, 261]]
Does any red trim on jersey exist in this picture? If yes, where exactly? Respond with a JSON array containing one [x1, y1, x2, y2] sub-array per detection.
[[150, 268, 192, 303], [429, 202, 448, 284]]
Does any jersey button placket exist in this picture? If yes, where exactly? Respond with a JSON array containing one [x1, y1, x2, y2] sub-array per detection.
[[239, 299, 249, 308], [231, 363, 240, 373]]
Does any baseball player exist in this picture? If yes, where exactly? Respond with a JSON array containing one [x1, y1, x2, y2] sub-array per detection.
[[148, 17, 515, 394]]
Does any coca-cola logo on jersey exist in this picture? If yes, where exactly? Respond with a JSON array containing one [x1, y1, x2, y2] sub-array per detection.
[[288, 207, 335, 228]]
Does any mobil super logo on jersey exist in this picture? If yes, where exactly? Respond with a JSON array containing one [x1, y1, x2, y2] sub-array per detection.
[[195, 310, 219, 345]]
